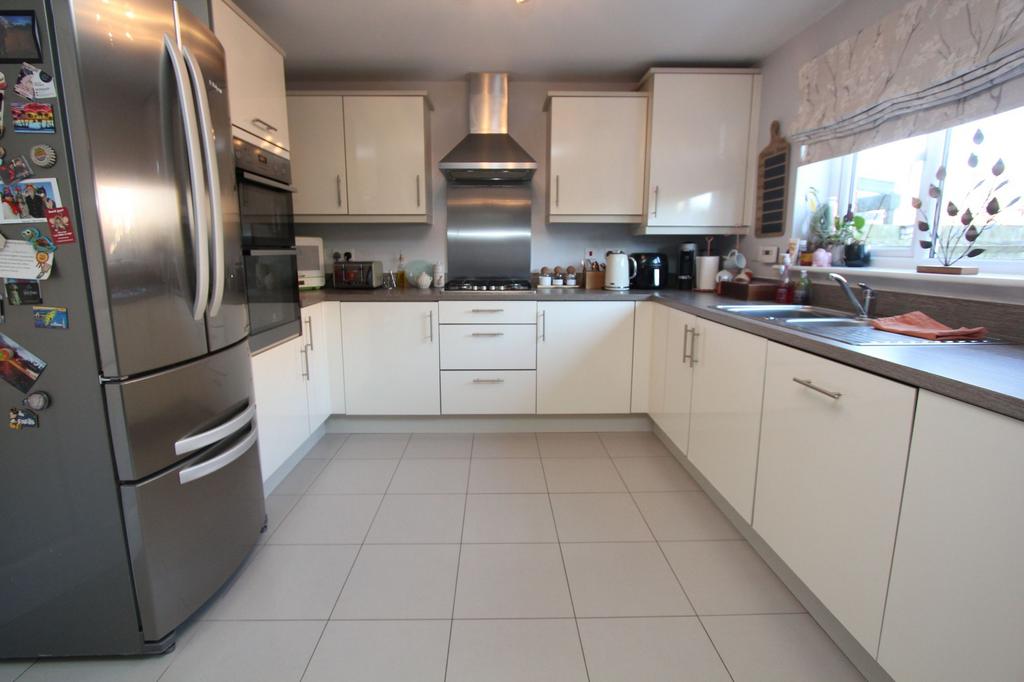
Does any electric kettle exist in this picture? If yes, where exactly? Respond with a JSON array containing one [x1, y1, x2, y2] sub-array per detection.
[[604, 251, 637, 291]]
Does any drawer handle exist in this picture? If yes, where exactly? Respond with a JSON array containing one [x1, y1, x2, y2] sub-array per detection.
[[471, 308, 504, 313], [174, 404, 256, 457], [179, 429, 257, 485], [473, 378, 505, 384], [471, 332, 505, 337], [793, 377, 842, 400]]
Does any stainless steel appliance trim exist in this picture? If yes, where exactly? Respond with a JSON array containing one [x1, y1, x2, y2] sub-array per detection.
[[178, 429, 257, 485], [251, 117, 278, 132], [164, 32, 209, 321], [473, 378, 505, 384], [246, 248, 297, 256], [793, 377, 843, 400], [182, 44, 226, 318], [438, 160, 539, 170], [173, 404, 256, 456], [304, 316, 314, 350], [241, 171, 296, 193], [471, 332, 505, 337]]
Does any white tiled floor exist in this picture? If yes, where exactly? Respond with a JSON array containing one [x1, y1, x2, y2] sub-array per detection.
[[7, 431, 866, 681]]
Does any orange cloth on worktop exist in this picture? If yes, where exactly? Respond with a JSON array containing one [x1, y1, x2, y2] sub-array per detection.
[[870, 311, 988, 341]]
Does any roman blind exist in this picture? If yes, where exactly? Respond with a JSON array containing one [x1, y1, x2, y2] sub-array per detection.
[[792, 0, 1024, 164]]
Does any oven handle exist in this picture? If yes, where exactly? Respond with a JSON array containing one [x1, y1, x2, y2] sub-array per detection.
[[245, 248, 297, 257], [241, 171, 296, 193], [179, 429, 258, 485]]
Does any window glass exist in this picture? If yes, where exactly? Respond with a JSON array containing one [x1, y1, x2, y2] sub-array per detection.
[[851, 135, 928, 250]]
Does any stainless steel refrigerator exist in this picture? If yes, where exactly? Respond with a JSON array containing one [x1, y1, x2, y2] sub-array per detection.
[[0, 0, 265, 657]]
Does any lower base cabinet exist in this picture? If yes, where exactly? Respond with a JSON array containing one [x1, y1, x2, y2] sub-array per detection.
[[686, 319, 766, 523], [753, 343, 916, 655], [660, 307, 697, 455], [251, 335, 310, 484], [877, 391, 1024, 681], [441, 371, 536, 414]]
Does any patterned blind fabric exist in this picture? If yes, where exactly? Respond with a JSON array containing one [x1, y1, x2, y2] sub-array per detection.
[[792, 0, 1024, 164]]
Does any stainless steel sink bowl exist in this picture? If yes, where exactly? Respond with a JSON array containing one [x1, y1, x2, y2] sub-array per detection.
[[713, 304, 1007, 346]]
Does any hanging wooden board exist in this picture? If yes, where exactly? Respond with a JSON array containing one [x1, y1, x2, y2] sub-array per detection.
[[755, 121, 790, 237]]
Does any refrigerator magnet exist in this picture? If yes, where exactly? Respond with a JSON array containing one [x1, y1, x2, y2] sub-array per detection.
[[0, 243, 52, 280], [45, 207, 74, 244], [0, 331, 46, 393], [29, 144, 56, 168], [14, 63, 56, 100], [9, 407, 39, 429], [32, 305, 67, 329], [2, 155, 34, 182], [3, 279, 42, 305], [11, 102, 55, 134]]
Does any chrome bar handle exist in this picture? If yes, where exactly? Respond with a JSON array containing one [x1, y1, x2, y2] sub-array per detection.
[[174, 404, 256, 456], [652, 185, 659, 217], [689, 329, 700, 368], [428, 310, 434, 342], [471, 308, 504, 313], [251, 117, 278, 132], [539, 310, 546, 341], [473, 378, 505, 384], [793, 377, 842, 400], [304, 316, 314, 350], [416, 174, 421, 207], [182, 44, 225, 318], [555, 175, 560, 207], [682, 324, 691, 363], [336, 174, 343, 206], [179, 430, 257, 485], [471, 332, 505, 337], [300, 347, 309, 380], [164, 33, 208, 321]]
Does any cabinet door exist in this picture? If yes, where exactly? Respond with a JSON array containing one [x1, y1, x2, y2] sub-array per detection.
[[537, 302, 635, 415], [302, 303, 332, 431], [687, 319, 766, 522], [647, 302, 670, 426], [549, 96, 647, 218], [251, 336, 310, 483], [322, 301, 346, 414], [344, 96, 428, 215], [631, 301, 653, 413], [878, 392, 1024, 681], [212, 0, 290, 151], [754, 343, 915, 654], [341, 303, 439, 415], [647, 73, 754, 227], [660, 308, 697, 455], [288, 97, 347, 215]]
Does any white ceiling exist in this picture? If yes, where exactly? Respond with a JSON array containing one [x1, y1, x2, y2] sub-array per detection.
[[233, 0, 845, 82]]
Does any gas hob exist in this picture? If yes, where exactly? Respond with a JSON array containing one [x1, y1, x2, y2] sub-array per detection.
[[444, 278, 533, 292]]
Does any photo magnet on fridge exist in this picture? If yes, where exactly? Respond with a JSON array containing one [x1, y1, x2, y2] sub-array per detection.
[[0, 12, 44, 63], [0, 331, 46, 393], [1, 177, 62, 222], [2, 155, 33, 182], [14, 62, 55, 100], [11, 102, 54, 134], [8, 406, 39, 429], [46, 207, 74, 244], [3, 279, 41, 305], [32, 305, 66, 329]]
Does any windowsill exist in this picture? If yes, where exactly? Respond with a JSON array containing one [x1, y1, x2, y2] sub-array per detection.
[[799, 265, 1024, 288]]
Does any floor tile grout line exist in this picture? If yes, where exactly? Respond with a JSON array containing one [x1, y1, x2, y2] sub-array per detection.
[[444, 434, 474, 682], [604, 441, 737, 682], [538, 444, 593, 682]]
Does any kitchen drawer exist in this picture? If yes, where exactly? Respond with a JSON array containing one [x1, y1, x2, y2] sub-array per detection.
[[441, 371, 536, 415], [440, 324, 537, 370], [438, 300, 538, 325]]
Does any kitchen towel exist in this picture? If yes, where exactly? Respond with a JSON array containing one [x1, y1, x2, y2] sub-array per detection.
[[871, 311, 988, 341]]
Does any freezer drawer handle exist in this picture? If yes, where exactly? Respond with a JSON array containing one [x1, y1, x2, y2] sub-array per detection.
[[174, 404, 257, 457], [179, 429, 257, 485]]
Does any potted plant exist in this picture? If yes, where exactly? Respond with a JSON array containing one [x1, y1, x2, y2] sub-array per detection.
[[807, 189, 835, 266], [839, 206, 872, 267], [914, 129, 1020, 274]]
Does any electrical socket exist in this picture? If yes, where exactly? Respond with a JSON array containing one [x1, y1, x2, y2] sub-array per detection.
[[758, 246, 780, 263]]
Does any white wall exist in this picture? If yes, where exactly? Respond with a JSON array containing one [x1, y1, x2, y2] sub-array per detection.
[[289, 78, 720, 275]]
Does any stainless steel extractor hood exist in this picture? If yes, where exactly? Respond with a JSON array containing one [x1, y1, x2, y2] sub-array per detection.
[[439, 73, 537, 183]]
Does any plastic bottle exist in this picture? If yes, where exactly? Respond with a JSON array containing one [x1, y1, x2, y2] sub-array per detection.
[[775, 254, 794, 304], [793, 269, 811, 305]]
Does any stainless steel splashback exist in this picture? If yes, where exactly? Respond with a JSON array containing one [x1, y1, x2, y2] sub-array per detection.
[[446, 184, 532, 280]]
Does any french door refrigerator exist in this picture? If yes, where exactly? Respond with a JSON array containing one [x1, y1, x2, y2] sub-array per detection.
[[0, 0, 266, 657]]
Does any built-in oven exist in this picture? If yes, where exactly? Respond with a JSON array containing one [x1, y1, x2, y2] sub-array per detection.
[[233, 138, 301, 353]]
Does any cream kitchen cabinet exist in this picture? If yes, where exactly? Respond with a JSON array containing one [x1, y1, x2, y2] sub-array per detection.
[[251, 335, 310, 485], [878, 392, 1024, 682], [686, 319, 766, 523], [322, 301, 346, 415], [212, 0, 290, 154], [659, 307, 698, 455], [546, 93, 648, 223], [644, 301, 670, 421], [301, 302, 333, 431], [753, 343, 916, 655], [341, 302, 440, 415], [344, 95, 431, 219], [537, 301, 635, 414], [288, 96, 347, 215], [635, 68, 761, 235], [286, 93, 432, 222]]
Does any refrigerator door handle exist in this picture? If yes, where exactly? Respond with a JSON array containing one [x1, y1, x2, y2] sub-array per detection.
[[173, 403, 257, 457], [164, 33, 209, 322], [179, 429, 257, 485], [182, 44, 225, 318]]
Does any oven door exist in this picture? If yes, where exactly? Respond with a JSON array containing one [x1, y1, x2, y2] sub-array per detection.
[[244, 248, 301, 352], [238, 171, 296, 249]]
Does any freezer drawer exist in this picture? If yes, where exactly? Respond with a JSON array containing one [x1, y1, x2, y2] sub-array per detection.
[[121, 426, 265, 641], [106, 340, 256, 481]]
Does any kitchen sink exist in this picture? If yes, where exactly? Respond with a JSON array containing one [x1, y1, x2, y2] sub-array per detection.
[[713, 304, 1007, 346]]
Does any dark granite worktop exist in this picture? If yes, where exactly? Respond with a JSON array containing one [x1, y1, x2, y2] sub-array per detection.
[[299, 287, 1024, 422]]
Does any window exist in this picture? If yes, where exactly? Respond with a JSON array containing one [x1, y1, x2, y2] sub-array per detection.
[[795, 106, 1024, 273]]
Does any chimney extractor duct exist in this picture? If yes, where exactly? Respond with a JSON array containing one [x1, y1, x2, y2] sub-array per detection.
[[439, 73, 537, 183]]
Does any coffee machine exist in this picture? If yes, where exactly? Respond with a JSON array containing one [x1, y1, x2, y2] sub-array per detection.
[[678, 243, 697, 290]]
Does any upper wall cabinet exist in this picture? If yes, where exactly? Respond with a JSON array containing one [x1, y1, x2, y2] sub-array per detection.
[[212, 0, 291, 154], [635, 68, 761, 236], [546, 93, 649, 223], [287, 93, 433, 223]]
